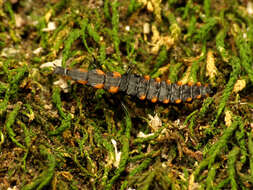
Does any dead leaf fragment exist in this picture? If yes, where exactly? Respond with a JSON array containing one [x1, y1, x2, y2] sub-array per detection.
[[206, 50, 218, 82], [233, 79, 246, 93], [225, 110, 233, 127]]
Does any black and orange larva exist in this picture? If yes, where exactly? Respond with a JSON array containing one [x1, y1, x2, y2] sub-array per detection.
[[54, 66, 212, 104]]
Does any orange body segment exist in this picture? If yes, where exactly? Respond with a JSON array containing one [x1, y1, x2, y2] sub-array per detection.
[[151, 97, 158, 103], [166, 80, 171, 85], [196, 82, 202, 86], [77, 80, 88, 85], [96, 69, 105, 75], [177, 81, 182, 86], [175, 99, 182, 104], [186, 97, 192, 102], [78, 68, 88, 73], [187, 81, 194, 86], [163, 99, 170, 104], [94, 83, 104, 89], [139, 95, 146, 100], [112, 71, 121, 78], [144, 75, 150, 80], [108, 86, 119, 93], [155, 77, 161, 82]]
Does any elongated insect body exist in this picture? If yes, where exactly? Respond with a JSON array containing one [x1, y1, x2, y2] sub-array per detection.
[[54, 66, 212, 104]]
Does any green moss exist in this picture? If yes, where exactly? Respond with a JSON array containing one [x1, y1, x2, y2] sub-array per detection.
[[127, 0, 140, 16], [22, 145, 56, 190], [215, 19, 229, 62], [209, 56, 241, 131], [203, 0, 211, 17], [228, 146, 240, 190], [194, 17, 218, 42], [49, 87, 71, 135], [111, 0, 121, 62], [87, 23, 100, 44], [4, 103, 25, 148], [168, 62, 183, 82], [236, 120, 247, 164], [121, 158, 152, 190], [51, 0, 69, 15], [206, 163, 219, 190], [106, 103, 132, 189], [151, 46, 168, 77], [190, 44, 206, 82], [104, 0, 111, 20], [183, 0, 193, 19], [80, 18, 92, 54], [248, 133, 253, 184], [62, 29, 81, 65], [215, 178, 230, 190], [133, 124, 167, 145], [194, 116, 239, 179], [185, 15, 197, 40], [235, 32, 253, 84]]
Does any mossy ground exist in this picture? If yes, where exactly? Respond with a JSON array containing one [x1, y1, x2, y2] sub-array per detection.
[[0, 0, 253, 189]]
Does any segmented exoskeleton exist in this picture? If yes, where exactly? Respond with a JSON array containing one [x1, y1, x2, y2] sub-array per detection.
[[54, 66, 212, 104]]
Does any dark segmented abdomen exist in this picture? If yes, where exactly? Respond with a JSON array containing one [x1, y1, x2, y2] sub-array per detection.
[[68, 69, 88, 82], [118, 74, 129, 92], [146, 78, 161, 103], [126, 74, 140, 96], [87, 69, 105, 89], [158, 81, 169, 103], [137, 76, 149, 100], [54, 67, 212, 104], [181, 84, 192, 102], [104, 71, 122, 93], [170, 83, 181, 103]]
